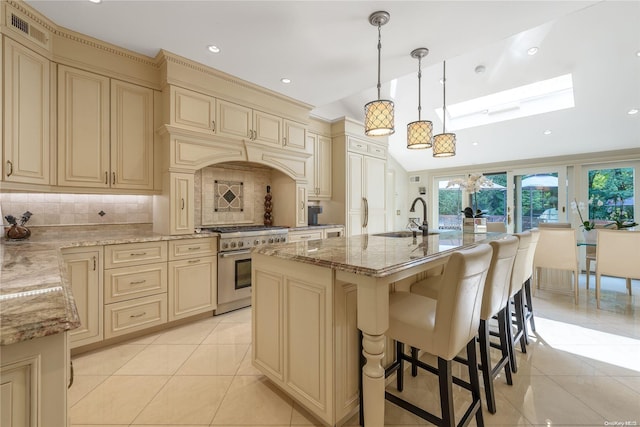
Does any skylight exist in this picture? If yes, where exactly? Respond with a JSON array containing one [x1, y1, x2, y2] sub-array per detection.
[[436, 74, 575, 131]]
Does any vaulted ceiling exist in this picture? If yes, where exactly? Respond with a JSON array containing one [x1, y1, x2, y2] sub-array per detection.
[[26, 1, 640, 172]]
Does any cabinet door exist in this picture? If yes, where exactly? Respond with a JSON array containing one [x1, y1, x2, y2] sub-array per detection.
[[1, 360, 36, 427], [111, 80, 154, 189], [347, 153, 364, 236], [306, 133, 317, 196], [364, 156, 386, 234], [283, 120, 306, 150], [216, 99, 252, 139], [171, 86, 215, 132], [57, 65, 110, 187], [3, 38, 51, 185], [253, 110, 282, 146], [63, 248, 103, 347], [315, 136, 332, 199], [296, 184, 308, 227], [168, 256, 216, 321], [171, 173, 194, 235]]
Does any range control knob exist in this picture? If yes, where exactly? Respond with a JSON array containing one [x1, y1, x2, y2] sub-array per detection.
[[230, 242, 237, 248], [254, 239, 260, 246], [222, 242, 229, 249], [268, 238, 274, 243], [238, 241, 244, 248]]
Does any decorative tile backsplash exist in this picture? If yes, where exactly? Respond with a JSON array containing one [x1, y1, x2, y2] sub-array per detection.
[[196, 164, 272, 226], [0, 193, 153, 226]]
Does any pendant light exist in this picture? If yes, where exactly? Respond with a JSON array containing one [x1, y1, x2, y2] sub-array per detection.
[[433, 60, 456, 157], [364, 11, 394, 137], [407, 47, 433, 149]]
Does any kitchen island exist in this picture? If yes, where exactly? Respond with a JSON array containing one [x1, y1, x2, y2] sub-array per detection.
[[251, 230, 506, 427]]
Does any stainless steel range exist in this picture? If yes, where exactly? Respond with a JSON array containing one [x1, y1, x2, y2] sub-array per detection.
[[202, 225, 288, 315]]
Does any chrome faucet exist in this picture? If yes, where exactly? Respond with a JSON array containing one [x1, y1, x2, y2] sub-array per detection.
[[410, 197, 429, 236]]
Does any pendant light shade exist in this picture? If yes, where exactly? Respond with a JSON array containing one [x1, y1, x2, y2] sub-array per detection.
[[364, 11, 394, 137], [407, 47, 433, 149], [433, 60, 456, 157]]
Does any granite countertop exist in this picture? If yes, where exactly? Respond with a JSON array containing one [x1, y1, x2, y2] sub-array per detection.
[[0, 224, 212, 346], [253, 230, 506, 278]]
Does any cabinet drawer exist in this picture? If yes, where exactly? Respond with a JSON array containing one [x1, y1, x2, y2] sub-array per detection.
[[104, 262, 168, 304], [104, 294, 167, 339], [367, 144, 387, 159], [168, 237, 217, 260], [347, 138, 369, 154], [104, 241, 168, 268], [288, 230, 324, 242]]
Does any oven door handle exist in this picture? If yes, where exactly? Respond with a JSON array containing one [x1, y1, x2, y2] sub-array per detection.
[[219, 250, 252, 258]]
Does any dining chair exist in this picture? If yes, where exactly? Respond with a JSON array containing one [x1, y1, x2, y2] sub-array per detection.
[[410, 236, 519, 414], [383, 244, 493, 427], [584, 225, 632, 292], [486, 222, 507, 232], [594, 229, 640, 308], [533, 228, 580, 304]]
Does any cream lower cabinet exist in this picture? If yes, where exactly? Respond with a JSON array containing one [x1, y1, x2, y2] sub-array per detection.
[[0, 332, 69, 427], [3, 37, 53, 185], [253, 254, 335, 424], [62, 247, 103, 348], [171, 172, 195, 235], [103, 241, 168, 339], [168, 238, 217, 321]]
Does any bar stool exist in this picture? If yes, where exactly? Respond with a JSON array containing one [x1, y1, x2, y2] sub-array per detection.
[[522, 228, 540, 333], [411, 236, 519, 414], [506, 231, 531, 373], [383, 244, 493, 427]]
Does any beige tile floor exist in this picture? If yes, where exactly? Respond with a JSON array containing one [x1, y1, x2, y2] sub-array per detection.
[[70, 275, 640, 427]]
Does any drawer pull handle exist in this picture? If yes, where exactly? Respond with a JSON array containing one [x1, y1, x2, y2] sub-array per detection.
[[130, 280, 146, 285], [187, 247, 201, 251], [112, 172, 116, 185], [129, 312, 146, 318], [130, 252, 147, 256], [6, 160, 13, 177], [188, 259, 201, 264], [105, 171, 108, 184]]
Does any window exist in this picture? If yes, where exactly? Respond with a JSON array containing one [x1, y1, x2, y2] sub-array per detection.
[[587, 167, 635, 225]]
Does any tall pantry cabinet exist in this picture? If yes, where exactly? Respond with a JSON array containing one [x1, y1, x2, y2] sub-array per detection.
[[331, 119, 387, 237]]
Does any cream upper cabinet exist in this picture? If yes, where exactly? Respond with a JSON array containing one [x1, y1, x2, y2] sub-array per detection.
[[171, 173, 194, 235], [307, 133, 332, 200], [3, 37, 52, 185], [216, 99, 253, 139], [217, 99, 293, 147], [57, 67, 154, 190], [296, 184, 308, 227], [170, 86, 216, 132], [110, 79, 154, 190], [62, 247, 103, 348], [58, 65, 110, 187], [283, 119, 307, 151]]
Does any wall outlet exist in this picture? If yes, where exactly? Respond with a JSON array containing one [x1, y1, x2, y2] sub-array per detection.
[[396, 210, 401, 216]]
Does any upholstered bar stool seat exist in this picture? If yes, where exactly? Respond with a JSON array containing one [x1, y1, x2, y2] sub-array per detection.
[[506, 231, 532, 372], [383, 244, 493, 427], [411, 236, 519, 414]]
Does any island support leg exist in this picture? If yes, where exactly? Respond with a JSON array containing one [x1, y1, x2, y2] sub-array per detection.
[[357, 276, 389, 427]]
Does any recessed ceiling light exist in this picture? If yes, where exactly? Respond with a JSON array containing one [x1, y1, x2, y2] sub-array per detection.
[[207, 45, 220, 54], [628, 108, 639, 115], [439, 78, 444, 85], [543, 129, 552, 135], [474, 65, 486, 74], [636, 51, 640, 57], [89, 0, 101, 3], [527, 47, 539, 56], [280, 78, 291, 84], [472, 141, 479, 146]]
